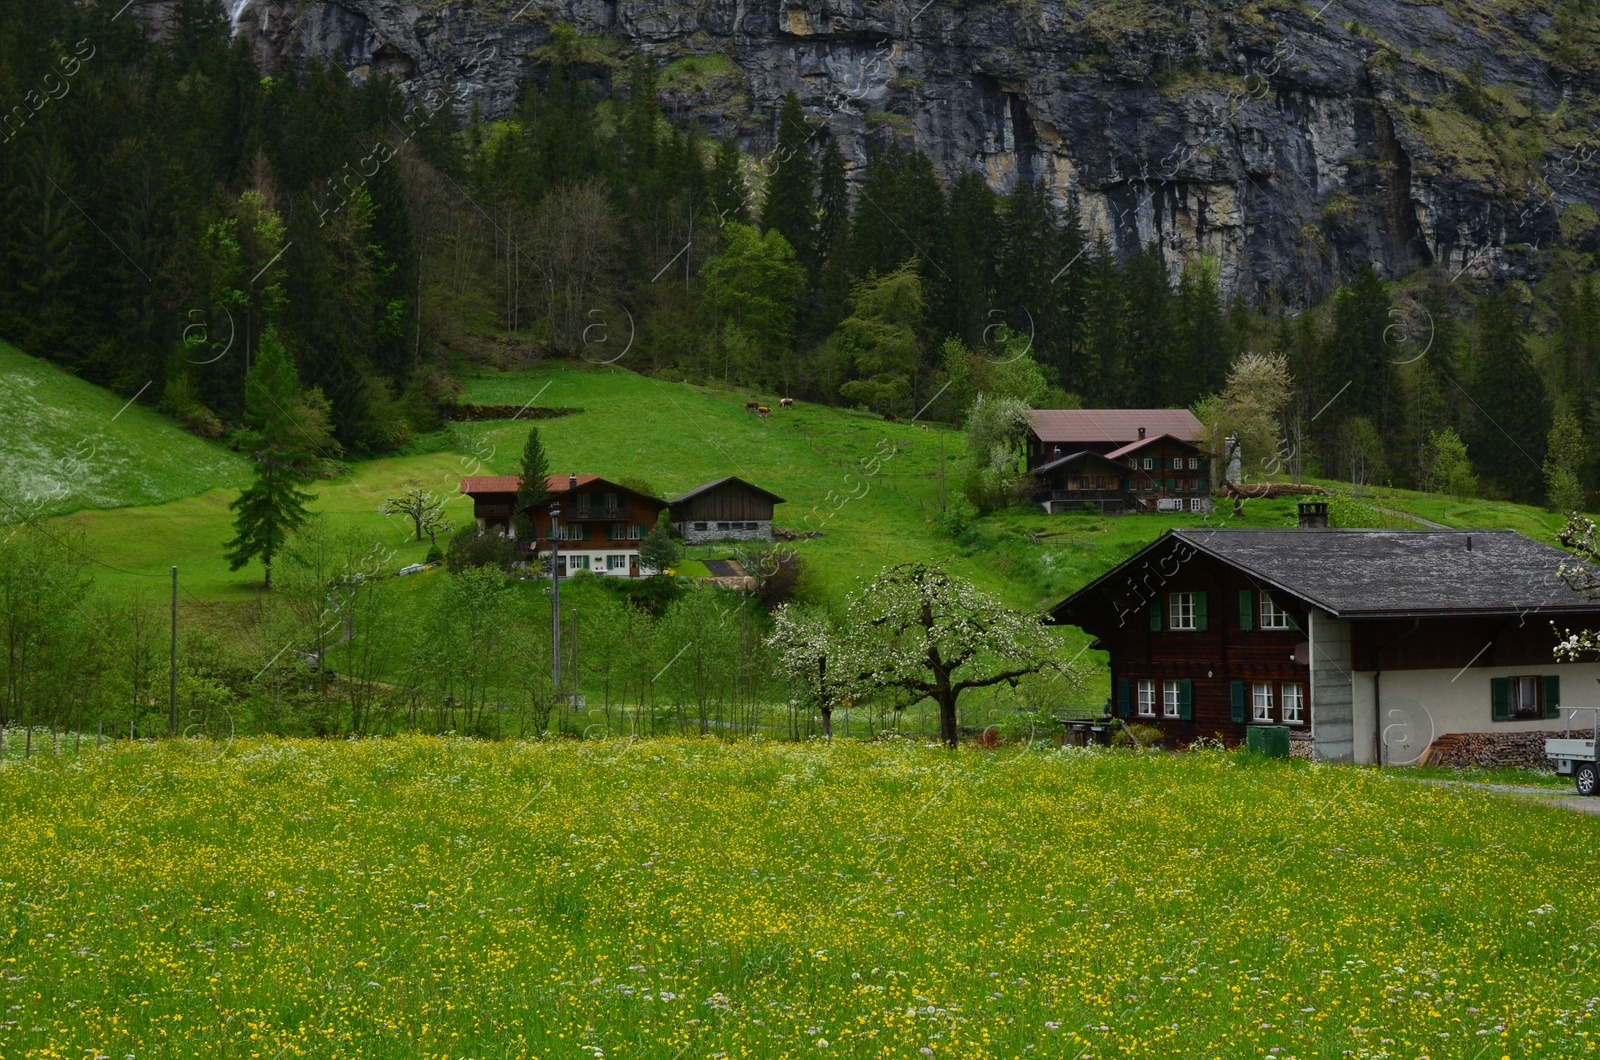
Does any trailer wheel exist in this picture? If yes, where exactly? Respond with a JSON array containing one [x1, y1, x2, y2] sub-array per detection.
[[1577, 763, 1600, 797]]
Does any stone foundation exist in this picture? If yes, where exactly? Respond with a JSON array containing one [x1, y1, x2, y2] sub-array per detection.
[[1418, 731, 1557, 769], [678, 521, 772, 544]]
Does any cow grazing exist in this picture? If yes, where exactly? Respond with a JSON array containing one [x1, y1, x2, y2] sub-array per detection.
[[779, 398, 794, 408], [918, 423, 929, 431], [744, 400, 760, 411], [756, 406, 771, 417], [883, 411, 899, 422]]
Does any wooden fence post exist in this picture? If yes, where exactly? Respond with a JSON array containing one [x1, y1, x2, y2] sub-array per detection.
[[24, 728, 31, 759], [96, 721, 102, 748]]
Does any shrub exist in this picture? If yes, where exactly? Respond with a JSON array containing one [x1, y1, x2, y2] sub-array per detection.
[[1111, 722, 1165, 749], [444, 526, 515, 574]]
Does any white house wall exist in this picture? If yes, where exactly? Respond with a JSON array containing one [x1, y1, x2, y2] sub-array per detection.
[[1349, 661, 1600, 766]]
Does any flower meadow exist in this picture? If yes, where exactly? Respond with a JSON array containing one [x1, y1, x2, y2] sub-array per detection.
[[2, 738, 1599, 1058]]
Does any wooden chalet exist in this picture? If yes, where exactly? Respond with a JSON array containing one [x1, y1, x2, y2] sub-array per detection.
[[669, 477, 787, 544], [459, 474, 669, 578], [1049, 504, 1600, 763], [1027, 409, 1211, 515]]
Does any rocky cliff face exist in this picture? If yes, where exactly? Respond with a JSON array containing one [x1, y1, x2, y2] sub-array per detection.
[[230, 0, 1599, 302]]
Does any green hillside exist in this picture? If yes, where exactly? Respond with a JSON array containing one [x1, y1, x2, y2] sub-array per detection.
[[0, 340, 249, 520]]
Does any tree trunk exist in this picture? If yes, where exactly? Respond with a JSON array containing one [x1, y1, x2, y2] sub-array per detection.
[[821, 706, 832, 740], [937, 690, 958, 748]]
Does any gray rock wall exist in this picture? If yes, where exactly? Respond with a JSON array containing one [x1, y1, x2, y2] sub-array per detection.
[[229, 0, 1600, 302]]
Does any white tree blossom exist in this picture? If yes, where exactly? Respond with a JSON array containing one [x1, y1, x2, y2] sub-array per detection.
[[1554, 514, 1600, 660]]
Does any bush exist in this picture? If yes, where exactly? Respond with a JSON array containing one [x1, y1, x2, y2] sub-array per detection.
[[598, 574, 685, 617], [444, 526, 515, 574], [424, 545, 444, 565], [1111, 722, 1165, 749]]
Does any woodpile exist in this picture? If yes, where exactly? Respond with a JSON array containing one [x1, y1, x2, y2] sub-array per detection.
[[1417, 731, 1555, 769], [1290, 737, 1315, 760]]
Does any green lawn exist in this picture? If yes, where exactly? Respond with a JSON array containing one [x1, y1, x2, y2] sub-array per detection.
[[0, 340, 248, 519], [4, 736, 1599, 1058]]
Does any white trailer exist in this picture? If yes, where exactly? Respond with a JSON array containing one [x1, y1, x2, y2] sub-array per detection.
[[1546, 706, 1600, 795]]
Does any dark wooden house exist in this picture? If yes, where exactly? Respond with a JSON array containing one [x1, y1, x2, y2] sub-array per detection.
[[1027, 410, 1210, 514], [1049, 508, 1600, 763], [1033, 434, 1212, 514], [669, 477, 787, 543], [460, 474, 669, 577]]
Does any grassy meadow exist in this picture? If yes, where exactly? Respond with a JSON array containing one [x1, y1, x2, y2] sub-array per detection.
[[0, 340, 248, 520], [3, 736, 1599, 1058]]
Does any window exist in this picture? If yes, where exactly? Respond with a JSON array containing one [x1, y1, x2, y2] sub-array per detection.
[[1253, 682, 1274, 722], [1193, 478, 1207, 491], [569, 554, 590, 570], [717, 522, 730, 531], [606, 554, 628, 570], [1511, 676, 1540, 718], [1261, 594, 1293, 630], [693, 522, 707, 531], [746, 522, 759, 530], [1127, 457, 1138, 469], [1492, 675, 1560, 721], [1283, 683, 1305, 724], [1163, 680, 1181, 718], [1188, 457, 1200, 470], [1189, 498, 1206, 511], [1137, 679, 1156, 717], [1170, 593, 1196, 630], [1143, 457, 1154, 470], [552, 523, 585, 541]]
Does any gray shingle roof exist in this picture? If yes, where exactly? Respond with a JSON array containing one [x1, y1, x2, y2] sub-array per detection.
[[667, 476, 787, 506], [1173, 527, 1598, 618]]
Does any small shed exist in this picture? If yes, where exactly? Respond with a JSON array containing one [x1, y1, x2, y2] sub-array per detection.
[[669, 477, 787, 543]]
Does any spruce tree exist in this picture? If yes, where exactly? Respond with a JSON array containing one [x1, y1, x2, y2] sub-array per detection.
[[1544, 409, 1587, 513], [639, 510, 681, 576], [708, 138, 749, 225], [761, 92, 818, 274], [224, 329, 320, 590], [1469, 288, 1551, 502], [1320, 264, 1390, 434], [515, 425, 552, 537], [940, 170, 999, 347], [1054, 197, 1091, 382], [995, 178, 1056, 369]]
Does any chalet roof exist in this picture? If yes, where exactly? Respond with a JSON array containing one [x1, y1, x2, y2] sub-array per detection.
[[668, 476, 787, 506], [460, 474, 613, 497], [1032, 450, 1128, 476], [1054, 528, 1600, 622], [1103, 433, 1202, 461], [1028, 409, 1204, 445], [460, 475, 521, 495]]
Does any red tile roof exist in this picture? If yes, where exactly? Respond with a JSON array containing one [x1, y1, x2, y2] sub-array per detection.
[[459, 474, 603, 496], [460, 475, 521, 494], [1028, 409, 1204, 445]]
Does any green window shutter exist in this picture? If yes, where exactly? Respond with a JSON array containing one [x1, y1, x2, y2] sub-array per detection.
[[1179, 679, 1194, 720], [1149, 601, 1163, 632], [1116, 678, 1131, 718], [1238, 590, 1254, 632], [1230, 680, 1246, 723], [1194, 591, 1208, 631], [1543, 675, 1562, 719], [1490, 677, 1511, 721]]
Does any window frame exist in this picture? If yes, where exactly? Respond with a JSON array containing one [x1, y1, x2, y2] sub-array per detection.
[[1137, 679, 1156, 717], [1188, 457, 1200, 470], [1143, 457, 1154, 470], [1511, 675, 1541, 719], [1260, 594, 1292, 630], [1252, 682, 1274, 722], [1282, 682, 1305, 724], [1162, 679, 1181, 718], [1169, 592, 1196, 631]]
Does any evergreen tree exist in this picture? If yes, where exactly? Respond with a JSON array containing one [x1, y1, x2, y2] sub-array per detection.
[[761, 92, 818, 274], [1320, 264, 1390, 441], [940, 170, 999, 346], [811, 137, 853, 337], [1120, 244, 1177, 406], [1084, 235, 1125, 406], [224, 329, 324, 589], [516, 426, 552, 536], [1468, 288, 1551, 502], [1177, 258, 1226, 402], [1054, 197, 1091, 382], [639, 510, 681, 576], [995, 178, 1056, 369], [707, 138, 748, 225], [849, 141, 909, 277]]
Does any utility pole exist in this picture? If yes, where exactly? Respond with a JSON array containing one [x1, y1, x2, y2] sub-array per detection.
[[169, 566, 178, 737], [550, 502, 562, 691]]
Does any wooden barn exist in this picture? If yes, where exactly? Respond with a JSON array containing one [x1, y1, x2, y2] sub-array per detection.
[[669, 477, 787, 544], [459, 474, 669, 577], [1048, 505, 1600, 764]]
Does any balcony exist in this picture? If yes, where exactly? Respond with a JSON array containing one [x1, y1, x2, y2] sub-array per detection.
[[566, 506, 631, 521]]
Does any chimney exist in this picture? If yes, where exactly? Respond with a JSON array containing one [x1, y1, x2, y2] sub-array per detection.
[[568, 473, 577, 491], [1297, 501, 1329, 528], [1138, 426, 1146, 439], [1052, 446, 1061, 459]]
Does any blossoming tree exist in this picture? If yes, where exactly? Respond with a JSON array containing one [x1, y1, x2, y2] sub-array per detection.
[[773, 563, 1079, 747]]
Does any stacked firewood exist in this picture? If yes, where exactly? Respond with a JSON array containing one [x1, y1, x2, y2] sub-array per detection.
[[1418, 732, 1554, 769]]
